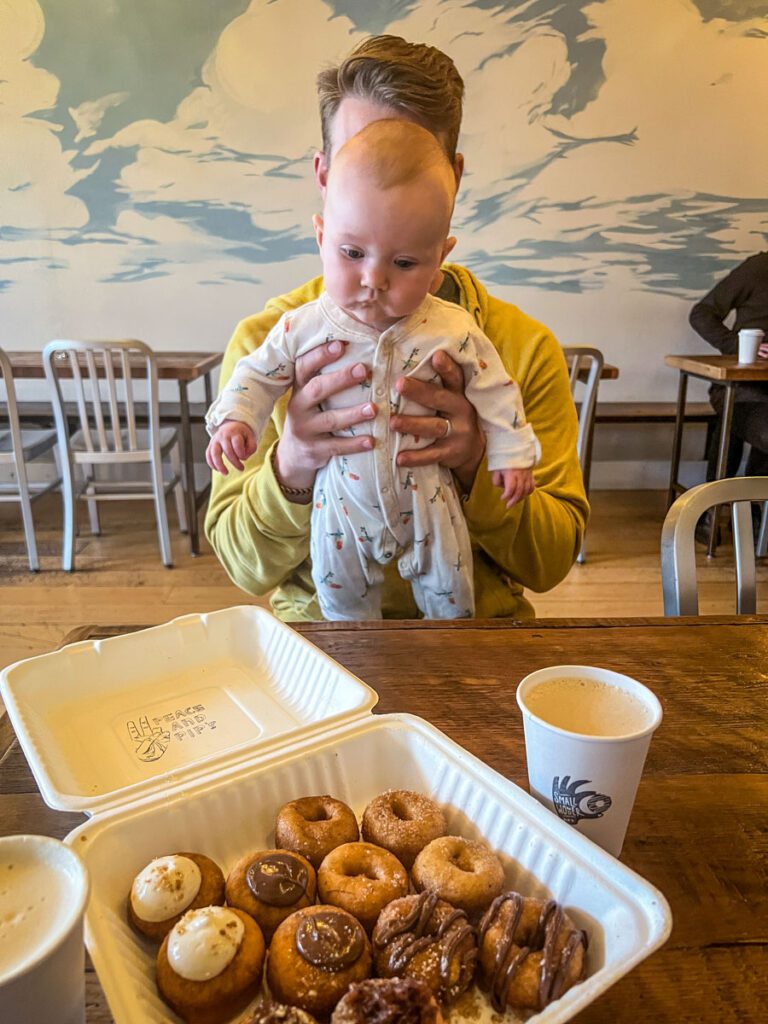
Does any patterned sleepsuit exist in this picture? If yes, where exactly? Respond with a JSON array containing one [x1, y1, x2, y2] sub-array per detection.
[[206, 292, 540, 621]]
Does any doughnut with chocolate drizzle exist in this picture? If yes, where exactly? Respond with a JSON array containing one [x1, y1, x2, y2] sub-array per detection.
[[372, 891, 477, 1006], [477, 891, 587, 1012]]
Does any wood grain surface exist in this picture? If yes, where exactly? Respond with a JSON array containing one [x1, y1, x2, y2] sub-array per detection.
[[4, 350, 222, 382], [1, 617, 766, 1023], [665, 353, 768, 381]]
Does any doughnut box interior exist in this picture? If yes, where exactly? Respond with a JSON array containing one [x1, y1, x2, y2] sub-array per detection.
[[1, 607, 671, 1023]]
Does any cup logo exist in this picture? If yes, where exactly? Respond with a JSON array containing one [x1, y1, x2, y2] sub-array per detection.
[[552, 775, 612, 824]]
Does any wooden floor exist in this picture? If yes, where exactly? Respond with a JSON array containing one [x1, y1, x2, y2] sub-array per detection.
[[1, 490, 766, 670]]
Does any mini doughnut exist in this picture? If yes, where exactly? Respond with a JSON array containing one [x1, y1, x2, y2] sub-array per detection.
[[226, 849, 316, 941], [244, 1000, 319, 1024], [128, 852, 225, 941], [266, 905, 372, 1019], [412, 836, 504, 919], [156, 906, 265, 1024], [477, 892, 587, 1012], [275, 796, 359, 868], [361, 791, 447, 869], [317, 842, 408, 932], [372, 891, 477, 1007], [332, 977, 444, 1023]]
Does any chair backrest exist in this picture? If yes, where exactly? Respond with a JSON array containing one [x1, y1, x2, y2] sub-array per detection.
[[43, 339, 161, 461], [0, 346, 26, 466], [561, 346, 604, 479], [661, 476, 768, 615]]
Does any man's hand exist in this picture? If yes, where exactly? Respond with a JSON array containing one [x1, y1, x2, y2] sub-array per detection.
[[492, 467, 536, 509], [274, 339, 377, 494], [390, 350, 486, 492], [206, 420, 258, 475]]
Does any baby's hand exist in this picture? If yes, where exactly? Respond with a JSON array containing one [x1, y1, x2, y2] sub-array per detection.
[[492, 467, 536, 509], [206, 420, 257, 475]]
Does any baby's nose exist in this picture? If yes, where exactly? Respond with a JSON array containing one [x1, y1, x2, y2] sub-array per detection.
[[361, 265, 388, 291]]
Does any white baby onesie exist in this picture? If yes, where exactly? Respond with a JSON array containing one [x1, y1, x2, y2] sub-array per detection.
[[207, 292, 540, 621]]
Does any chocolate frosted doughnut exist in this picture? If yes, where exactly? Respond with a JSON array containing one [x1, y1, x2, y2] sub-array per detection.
[[412, 836, 504, 919], [477, 892, 587, 1012], [361, 791, 447, 869], [267, 905, 372, 1019], [275, 796, 359, 869], [372, 891, 477, 1007], [331, 977, 444, 1023], [318, 842, 408, 932], [226, 849, 316, 941]]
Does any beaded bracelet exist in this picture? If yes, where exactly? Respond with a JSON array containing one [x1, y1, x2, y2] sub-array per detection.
[[270, 444, 314, 499]]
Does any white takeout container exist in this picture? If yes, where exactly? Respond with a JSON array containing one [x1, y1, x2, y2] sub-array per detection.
[[1, 607, 671, 1024]]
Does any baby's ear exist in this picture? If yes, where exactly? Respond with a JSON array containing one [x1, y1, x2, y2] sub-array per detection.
[[441, 235, 457, 262], [312, 213, 324, 251]]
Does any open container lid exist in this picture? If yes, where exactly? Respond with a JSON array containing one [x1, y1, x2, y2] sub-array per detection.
[[0, 606, 378, 815]]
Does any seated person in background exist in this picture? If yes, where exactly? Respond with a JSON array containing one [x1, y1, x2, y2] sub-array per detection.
[[689, 250, 768, 484], [206, 121, 540, 621], [205, 34, 588, 621]]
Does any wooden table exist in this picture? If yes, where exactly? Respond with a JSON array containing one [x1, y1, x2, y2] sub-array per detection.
[[665, 354, 768, 555], [2, 616, 766, 1022], [4, 350, 223, 556]]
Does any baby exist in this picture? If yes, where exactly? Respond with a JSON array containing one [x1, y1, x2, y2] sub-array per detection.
[[206, 119, 540, 621]]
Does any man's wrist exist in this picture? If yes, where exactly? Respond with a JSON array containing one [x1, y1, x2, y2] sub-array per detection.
[[271, 444, 315, 503]]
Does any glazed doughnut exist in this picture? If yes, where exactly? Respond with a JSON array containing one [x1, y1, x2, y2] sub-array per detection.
[[275, 796, 359, 868], [412, 836, 504, 919], [266, 905, 372, 1019], [477, 892, 587, 1012], [361, 791, 447, 869], [317, 842, 408, 932], [332, 977, 444, 1023], [226, 849, 316, 941], [372, 891, 477, 1007], [128, 852, 225, 941], [156, 906, 265, 1024]]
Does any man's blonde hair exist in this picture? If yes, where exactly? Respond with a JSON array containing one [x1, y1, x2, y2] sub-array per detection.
[[317, 35, 464, 162]]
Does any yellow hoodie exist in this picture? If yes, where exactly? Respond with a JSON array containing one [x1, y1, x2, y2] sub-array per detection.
[[205, 264, 588, 620]]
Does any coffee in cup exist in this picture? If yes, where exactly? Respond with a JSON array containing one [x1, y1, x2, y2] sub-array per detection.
[[0, 835, 89, 1024], [517, 666, 662, 857]]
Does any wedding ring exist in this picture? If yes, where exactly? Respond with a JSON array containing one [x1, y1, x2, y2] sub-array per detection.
[[441, 417, 452, 438]]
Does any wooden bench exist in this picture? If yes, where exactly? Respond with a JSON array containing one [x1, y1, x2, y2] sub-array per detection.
[[593, 401, 715, 424]]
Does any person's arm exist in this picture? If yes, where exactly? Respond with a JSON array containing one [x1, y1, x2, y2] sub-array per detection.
[[204, 285, 377, 597], [689, 257, 754, 355], [460, 302, 588, 593]]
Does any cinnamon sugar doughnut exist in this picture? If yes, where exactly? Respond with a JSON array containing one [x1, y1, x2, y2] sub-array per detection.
[[412, 836, 504, 919], [275, 796, 359, 869], [477, 892, 587, 1012], [361, 791, 447, 869], [266, 905, 372, 1019], [318, 842, 408, 932], [372, 891, 477, 1007]]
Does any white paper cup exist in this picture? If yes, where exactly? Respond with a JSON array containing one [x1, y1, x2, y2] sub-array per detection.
[[738, 328, 765, 363], [0, 835, 89, 1024], [517, 666, 662, 858]]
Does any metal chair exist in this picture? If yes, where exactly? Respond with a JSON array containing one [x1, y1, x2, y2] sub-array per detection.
[[661, 476, 768, 615], [43, 339, 187, 570], [0, 348, 61, 571], [562, 346, 604, 563]]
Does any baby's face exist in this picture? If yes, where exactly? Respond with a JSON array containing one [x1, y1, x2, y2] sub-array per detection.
[[314, 169, 455, 332]]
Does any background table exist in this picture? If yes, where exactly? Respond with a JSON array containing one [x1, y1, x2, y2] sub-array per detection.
[[4, 350, 222, 556], [1, 616, 765, 1022], [665, 353, 768, 555]]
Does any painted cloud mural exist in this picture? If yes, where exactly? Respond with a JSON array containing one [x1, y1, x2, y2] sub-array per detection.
[[0, 0, 766, 399]]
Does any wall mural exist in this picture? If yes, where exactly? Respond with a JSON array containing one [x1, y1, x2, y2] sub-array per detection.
[[1, 0, 766, 399]]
